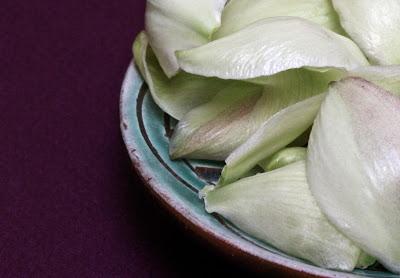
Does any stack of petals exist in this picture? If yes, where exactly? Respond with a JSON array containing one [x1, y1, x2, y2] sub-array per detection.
[[134, 0, 400, 273]]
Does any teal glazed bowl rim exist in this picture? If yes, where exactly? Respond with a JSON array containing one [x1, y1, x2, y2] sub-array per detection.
[[120, 62, 394, 278]]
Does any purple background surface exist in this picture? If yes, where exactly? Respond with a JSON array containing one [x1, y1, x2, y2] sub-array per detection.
[[0, 1, 279, 277]]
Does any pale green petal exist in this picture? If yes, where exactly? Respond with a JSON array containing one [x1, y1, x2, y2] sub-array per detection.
[[308, 77, 400, 273], [177, 17, 368, 80], [214, 0, 345, 38], [145, 0, 227, 77], [349, 66, 400, 96], [332, 0, 400, 65], [169, 82, 263, 161], [170, 68, 342, 161], [205, 161, 361, 271], [260, 147, 307, 172], [133, 32, 148, 79], [356, 252, 376, 270], [220, 94, 325, 185], [133, 32, 232, 120]]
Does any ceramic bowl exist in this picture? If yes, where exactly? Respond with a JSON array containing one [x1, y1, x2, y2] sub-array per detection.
[[120, 62, 394, 278]]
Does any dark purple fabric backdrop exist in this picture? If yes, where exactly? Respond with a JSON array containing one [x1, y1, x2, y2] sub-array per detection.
[[0, 1, 283, 277]]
